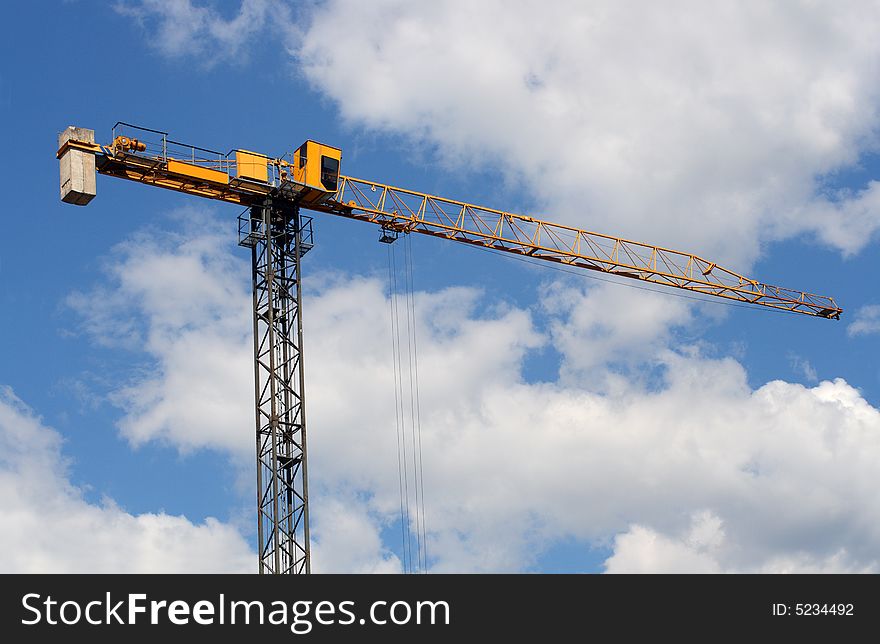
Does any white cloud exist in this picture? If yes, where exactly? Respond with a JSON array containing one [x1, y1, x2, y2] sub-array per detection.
[[800, 182, 880, 257], [848, 304, 880, 336], [541, 280, 694, 389], [789, 353, 819, 383], [605, 512, 876, 573], [0, 385, 254, 573], [294, 0, 880, 266], [309, 494, 401, 574], [115, 0, 276, 64], [410, 360, 880, 572], [605, 513, 723, 574], [67, 222, 880, 573], [67, 209, 255, 455], [606, 508, 877, 574]]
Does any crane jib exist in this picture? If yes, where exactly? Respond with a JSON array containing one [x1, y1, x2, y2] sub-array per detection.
[[57, 126, 842, 320]]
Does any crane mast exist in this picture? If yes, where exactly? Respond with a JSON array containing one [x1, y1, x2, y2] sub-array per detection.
[[57, 122, 843, 574], [247, 198, 312, 574]]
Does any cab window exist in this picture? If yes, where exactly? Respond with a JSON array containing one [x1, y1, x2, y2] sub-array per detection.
[[320, 155, 339, 191]]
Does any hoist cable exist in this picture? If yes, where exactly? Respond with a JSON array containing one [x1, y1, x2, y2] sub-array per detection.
[[404, 233, 429, 572], [387, 243, 412, 573]]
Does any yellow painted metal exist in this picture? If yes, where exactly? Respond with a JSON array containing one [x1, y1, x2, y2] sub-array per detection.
[[113, 136, 146, 153], [324, 176, 843, 319], [77, 127, 841, 319], [95, 154, 248, 203], [236, 150, 269, 183], [55, 138, 104, 158], [167, 159, 229, 185], [292, 140, 342, 202]]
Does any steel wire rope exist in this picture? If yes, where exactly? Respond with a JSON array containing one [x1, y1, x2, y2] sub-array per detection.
[[462, 243, 816, 317], [387, 243, 412, 573], [403, 233, 429, 572]]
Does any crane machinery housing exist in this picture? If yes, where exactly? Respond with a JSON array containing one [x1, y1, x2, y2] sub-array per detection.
[[57, 122, 843, 575]]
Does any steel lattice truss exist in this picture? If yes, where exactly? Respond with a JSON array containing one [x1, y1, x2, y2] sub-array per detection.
[[327, 177, 841, 318], [247, 200, 312, 574]]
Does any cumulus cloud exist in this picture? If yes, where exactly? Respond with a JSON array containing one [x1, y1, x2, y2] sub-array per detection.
[[541, 280, 694, 388], [789, 353, 819, 383], [605, 512, 724, 574], [412, 359, 880, 572], [67, 209, 254, 455], [309, 494, 401, 574], [293, 0, 880, 266], [115, 0, 277, 64], [0, 385, 254, 573], [606, 510, 876, 574], [67, 221, 880, 573], [800, 182, 880, 256], [848, 304, 880, 336]]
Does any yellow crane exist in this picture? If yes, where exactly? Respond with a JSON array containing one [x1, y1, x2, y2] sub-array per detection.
[[57, 122, 843, 574]]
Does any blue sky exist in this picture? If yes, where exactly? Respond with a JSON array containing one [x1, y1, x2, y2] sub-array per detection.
[[1, 1, 880, 573]]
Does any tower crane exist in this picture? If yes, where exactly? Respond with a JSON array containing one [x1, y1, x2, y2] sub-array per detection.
[[56, 122, 843, 574]]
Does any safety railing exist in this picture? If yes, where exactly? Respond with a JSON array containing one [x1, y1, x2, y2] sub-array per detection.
[[110, 122, 284, 186]]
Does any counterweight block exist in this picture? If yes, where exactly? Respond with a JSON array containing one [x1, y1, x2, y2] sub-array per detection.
[[58, 126, 97, 205]]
